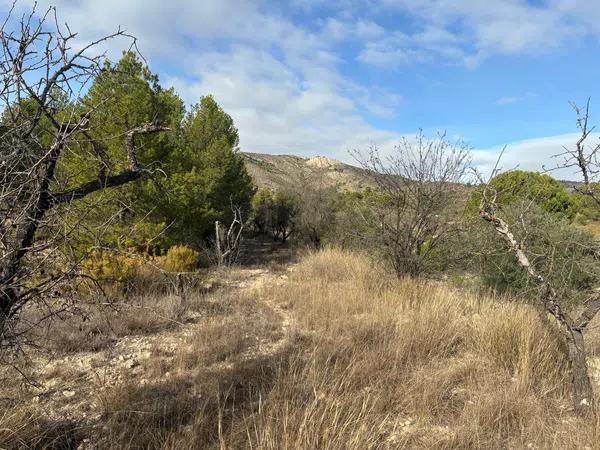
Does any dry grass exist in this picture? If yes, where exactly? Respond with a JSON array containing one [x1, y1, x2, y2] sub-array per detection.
[[578, 221, 600, 240], [4, 248, 600, 449], [176, 300, 281, 370], [222, 249, 597, 450], [25, 293, 187, 355], [23, 273, 227, 357], [96, 352, 289, 450], [0, 406, 83, 449]]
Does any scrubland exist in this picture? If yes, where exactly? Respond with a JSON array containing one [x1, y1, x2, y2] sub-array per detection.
[[2, 249, 600, 449]]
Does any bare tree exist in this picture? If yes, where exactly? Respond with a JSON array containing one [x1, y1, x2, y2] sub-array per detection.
[[0, 5, 168, 350], [477, 100, 600, 415], [554, 98, 600, 205], [352, 131, 471, 277], [288, 171, 336, 249], [479, 191, 597, 415], [214, 207, 244, 266]]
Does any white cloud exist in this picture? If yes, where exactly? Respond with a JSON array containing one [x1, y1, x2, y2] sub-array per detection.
[[495, 92, 537, 106], [360, 0, 597, 67], [496, 96, 521, 106], [357, 26, 467, 68], [2, 0, 403, 159], [323, 18, 386, 42], [166, 45, 402, 160], [358, 43, 412, 68], [472, 133, 600, 181]]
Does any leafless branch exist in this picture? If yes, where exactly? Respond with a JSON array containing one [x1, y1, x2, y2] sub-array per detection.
[[0, 6, 169, 352]]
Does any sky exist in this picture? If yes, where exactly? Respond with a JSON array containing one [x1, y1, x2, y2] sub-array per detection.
[[5, 0, 600, 179]]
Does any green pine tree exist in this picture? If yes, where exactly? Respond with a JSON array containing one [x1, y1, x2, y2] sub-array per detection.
[[151, 95, 255, 244]]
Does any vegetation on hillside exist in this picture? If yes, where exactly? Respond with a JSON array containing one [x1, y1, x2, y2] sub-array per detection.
[[7, 5, 600, 448], [468, 170, 579, 219]]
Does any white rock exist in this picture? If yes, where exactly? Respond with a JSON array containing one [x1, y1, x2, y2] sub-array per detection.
[[305, 156, 342, 170], [125, 359, 139, 369]]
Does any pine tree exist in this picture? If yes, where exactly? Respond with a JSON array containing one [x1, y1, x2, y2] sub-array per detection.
[[151, 96, 254, 244]]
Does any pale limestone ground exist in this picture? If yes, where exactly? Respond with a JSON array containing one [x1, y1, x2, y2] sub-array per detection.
[[17, 264, 296, 424]]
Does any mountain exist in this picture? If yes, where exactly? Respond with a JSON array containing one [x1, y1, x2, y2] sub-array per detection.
[[241, 152, 375, 191]]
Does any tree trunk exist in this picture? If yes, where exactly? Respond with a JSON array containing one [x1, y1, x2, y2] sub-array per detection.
[[480, 209, 598, 417], [0, 139, 64, 333], [311, 231, 321, 249], [215, 221, 223, 266], [568, 327, 594, 415], [0, 287, 16, 340]]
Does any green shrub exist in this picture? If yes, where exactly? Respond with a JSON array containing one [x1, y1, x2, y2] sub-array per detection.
[[251, 187, 274, 234], [468, 170, 580, 219], [472, 204, 600, 305], [572, 182, 600, 225]]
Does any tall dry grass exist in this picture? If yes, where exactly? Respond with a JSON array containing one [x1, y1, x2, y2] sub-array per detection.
[[223, 249, 599, 449], [3, 248, 600, 449]]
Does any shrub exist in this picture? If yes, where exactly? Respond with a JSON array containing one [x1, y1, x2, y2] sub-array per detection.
[[468, 170, 580, 219], [573, 182, 600, 224], [249, 188, 297, 242], [82, 250, 140, 282], [251, 187, 274, 234], [471, 204, 600, 305], [119, 221, 171, 255], [157, 245, 200, 272]]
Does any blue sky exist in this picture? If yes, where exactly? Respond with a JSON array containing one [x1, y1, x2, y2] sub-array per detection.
[[5, 0, 600, 178]]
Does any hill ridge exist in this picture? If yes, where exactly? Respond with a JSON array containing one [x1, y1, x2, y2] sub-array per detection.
[[241, 151, 373, 191]]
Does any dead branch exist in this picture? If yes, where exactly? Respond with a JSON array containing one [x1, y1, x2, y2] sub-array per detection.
[[216, 206, 245, 266], [478, 160, 595, 415], [0, 6, 169, 351]]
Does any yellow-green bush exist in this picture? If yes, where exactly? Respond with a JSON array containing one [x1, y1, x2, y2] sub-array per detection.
[[157, 245, 200, 272], [82, 250, 141, 282]]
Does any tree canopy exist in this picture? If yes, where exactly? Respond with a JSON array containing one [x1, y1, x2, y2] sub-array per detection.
[[58, 52, 254, 252], [471, 170, 579, 219], [149, 95, 255, 245]]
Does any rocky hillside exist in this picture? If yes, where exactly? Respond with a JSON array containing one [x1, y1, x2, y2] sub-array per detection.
[[241, 152, 375, 191]]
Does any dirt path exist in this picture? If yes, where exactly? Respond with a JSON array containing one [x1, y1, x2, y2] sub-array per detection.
[[15, 263, 297, 427]]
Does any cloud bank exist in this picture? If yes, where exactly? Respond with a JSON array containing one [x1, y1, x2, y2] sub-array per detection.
[[3, 0, 599, 179]]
